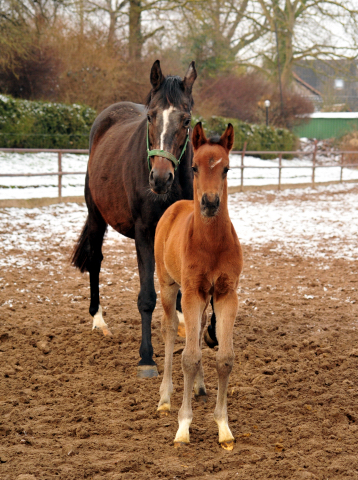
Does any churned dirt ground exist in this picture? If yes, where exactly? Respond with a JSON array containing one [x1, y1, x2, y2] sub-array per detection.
[[0, 188, 358, 480]]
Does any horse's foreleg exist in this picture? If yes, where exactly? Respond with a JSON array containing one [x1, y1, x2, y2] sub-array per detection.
[[204, 297, 218, 348], [174, 294, 204, 447], [212, 291, 238, 451], [135, 224, 158, 378], [158, 282, 180, 414]]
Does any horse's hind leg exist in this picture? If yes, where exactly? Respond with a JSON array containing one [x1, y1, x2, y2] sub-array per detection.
[[158, 281, 180, 415], [88, 212, 111, 336], [72, 187, 110, 336]]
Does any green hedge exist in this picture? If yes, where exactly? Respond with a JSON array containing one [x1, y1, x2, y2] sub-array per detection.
[[0, 95, 97, 149], [193, 115, 298, 158]]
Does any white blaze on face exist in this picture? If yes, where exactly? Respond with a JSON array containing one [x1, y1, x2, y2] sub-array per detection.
[[160, 106, 176, 150], [210, 158, 223, 169]]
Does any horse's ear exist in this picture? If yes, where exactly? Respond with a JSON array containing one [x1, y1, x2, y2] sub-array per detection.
[[219, 123, 235, 152], [183, 61, 197, 95], [192, 122, 207, 151], [150, 60, 164, 91]]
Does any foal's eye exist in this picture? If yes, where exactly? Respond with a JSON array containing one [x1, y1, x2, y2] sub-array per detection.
[[192, 166, 198, 173], [223, 167, 229, 176]]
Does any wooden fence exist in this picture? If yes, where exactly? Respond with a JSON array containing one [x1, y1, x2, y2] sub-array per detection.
[[0, 146, 358, 199]]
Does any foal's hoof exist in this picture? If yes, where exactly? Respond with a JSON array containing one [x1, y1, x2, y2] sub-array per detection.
[[221, 440, 234, 451], [157, 404, 171, 416], [137, 365, 158, 378], [204, 326, 218, 348], [174, 441, 189, 449]]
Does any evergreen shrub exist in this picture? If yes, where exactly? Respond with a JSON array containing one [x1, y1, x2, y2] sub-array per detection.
[[193, 115, 298, 158], [0, 95, 96, 149]]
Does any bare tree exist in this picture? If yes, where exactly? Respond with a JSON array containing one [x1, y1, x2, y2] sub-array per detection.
[[247, 0, 358, 86]]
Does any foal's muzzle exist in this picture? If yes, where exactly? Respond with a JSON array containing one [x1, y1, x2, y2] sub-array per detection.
[[149, 168, 174, 195], [201, 193, 220, 217]]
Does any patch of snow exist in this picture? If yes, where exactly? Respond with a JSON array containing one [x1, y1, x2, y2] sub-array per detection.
[[1, 152, 357, 200]]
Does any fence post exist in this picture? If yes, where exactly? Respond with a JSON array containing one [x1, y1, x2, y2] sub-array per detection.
[[278, 153, 282, 190], [340, 153, 344, 182], [312, 140, 317, 188], [58, 151, 62, 201], [241, 141, 247, 192]]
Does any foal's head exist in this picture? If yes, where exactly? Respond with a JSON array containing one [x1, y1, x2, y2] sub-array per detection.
[[192, 122, 234, 217], [146, 60, 197, 195]]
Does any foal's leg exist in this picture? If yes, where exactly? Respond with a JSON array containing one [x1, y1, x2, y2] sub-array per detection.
[[213, 291, 238, 450], [158, 282, 180, 414], [193, 307, 208, 399], [174, 294, 205, 446], [176, 290, 186, 338], [135, 222, 158, 378]]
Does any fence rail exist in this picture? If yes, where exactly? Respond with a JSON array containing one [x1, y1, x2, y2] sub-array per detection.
[[1, 146, 358, 198]]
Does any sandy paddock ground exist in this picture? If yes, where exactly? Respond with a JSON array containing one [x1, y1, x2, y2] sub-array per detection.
[[0, 185, 358, 480]]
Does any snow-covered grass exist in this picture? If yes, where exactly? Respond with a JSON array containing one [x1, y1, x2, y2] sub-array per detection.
[[1, 183, 357, 269], [1, 151, 358, 200]]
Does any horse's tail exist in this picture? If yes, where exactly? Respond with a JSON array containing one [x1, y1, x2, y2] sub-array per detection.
[[71, 218, 90, 273]]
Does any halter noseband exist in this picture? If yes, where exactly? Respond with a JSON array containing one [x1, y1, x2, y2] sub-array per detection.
[[146, 120, 190, 171]]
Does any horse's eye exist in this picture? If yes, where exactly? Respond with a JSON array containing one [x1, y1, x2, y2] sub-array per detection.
[[184, 118, 191, 128], [147, 114, 152, 124], [223, 167, 229, 176], [192, 165, 198, 173]]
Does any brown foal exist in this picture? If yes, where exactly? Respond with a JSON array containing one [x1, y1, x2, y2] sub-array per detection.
[[154, 122, 243, 450]]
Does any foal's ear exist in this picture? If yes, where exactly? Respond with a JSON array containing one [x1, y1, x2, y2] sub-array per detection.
[[219, 123, 235, 152], [150, 60, 165, 91], [192, 122, 207, 151], [183, 61, 197, 95]]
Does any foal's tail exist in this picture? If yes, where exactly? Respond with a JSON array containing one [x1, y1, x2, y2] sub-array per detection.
[[71, 218, 90, 273]]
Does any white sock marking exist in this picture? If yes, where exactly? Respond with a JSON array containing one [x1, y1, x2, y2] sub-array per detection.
[[92, 305, 108, 330]]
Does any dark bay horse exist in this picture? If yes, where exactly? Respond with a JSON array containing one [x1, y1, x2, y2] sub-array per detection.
[[72, 60, 197, 378], [155, 122, 243, 449]]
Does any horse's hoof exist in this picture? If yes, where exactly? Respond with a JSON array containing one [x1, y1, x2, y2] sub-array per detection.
[[157, 410, 170, 417], [221, 440, 234, 451], [204, 327, 218, 348], [174, 441, 189, 449], [177, 311, 186, 337], [102, 327, 113, 337], [194, 386, 207, 403], [194, 393, 208, 404], [157, 403, 171, 415], [137, 365, 158, 378]]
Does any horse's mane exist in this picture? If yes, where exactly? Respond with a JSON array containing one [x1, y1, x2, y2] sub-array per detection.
[[145, 75, 194, 109]]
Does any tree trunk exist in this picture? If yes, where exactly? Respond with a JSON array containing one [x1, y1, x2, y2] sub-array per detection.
[[129, 0, 142, 60]]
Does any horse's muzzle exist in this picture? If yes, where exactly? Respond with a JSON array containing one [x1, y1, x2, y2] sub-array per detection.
[[201, 193, 220, 217], [149, 169, 174, 195]]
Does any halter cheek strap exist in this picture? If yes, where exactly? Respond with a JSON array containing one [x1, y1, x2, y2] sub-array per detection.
[[146, 120, 190, 171]]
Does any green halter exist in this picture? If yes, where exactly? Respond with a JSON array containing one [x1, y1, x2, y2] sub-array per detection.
[[146, 120, 190, 171]]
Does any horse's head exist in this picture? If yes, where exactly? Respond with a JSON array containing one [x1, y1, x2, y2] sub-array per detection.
[[191, 122, 234, 217], [146, 60, 197, 195]]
